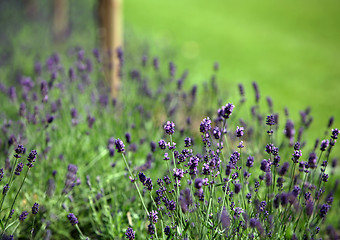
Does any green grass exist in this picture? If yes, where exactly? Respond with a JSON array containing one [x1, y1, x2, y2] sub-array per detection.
[[124, 0, 340, 133]]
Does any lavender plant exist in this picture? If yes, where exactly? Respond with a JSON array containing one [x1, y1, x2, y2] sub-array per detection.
[[0, 46, 338, 239], [117, 103, 339, 239]]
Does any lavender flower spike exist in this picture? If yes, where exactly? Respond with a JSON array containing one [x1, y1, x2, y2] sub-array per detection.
[[32, 202, 39, 214], [115, 138, 125, 153], [236, 126, 244, 137], [125, 227, 135, 240], [19, 211, 28, 221], [164, 121, 175, 135], [14, 163, 24, 175], [67, 213, 79, 226]]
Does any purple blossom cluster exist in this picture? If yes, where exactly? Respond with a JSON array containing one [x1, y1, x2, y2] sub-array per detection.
[[0, 44, 338, 240]]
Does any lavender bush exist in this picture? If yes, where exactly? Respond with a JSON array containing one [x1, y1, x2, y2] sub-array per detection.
[[0, 46, 338, 239]]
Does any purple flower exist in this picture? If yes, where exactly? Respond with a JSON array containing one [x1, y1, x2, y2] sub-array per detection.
[[125, 227, 135, 240], [46, 115, 54, 124], [173, 168, 184, 181], [265, 144, 274, 154], [246, 156, 254, 168], [164, 121, 175, 135], [331, 128, 339, 140], [168, 142, 176, 150], [19, 103, 26, 117], [87, 115, 96, 129], [292, 150, 302, 163], [163, 153, 169, 161], [164, 226, 171, 236], [236, 126, 244, 138], [149, 210, 158, 224], [169, 61, 176, 77], [40, 81, 48, 102], [14, 145, 26, 159], [292, 186, 300, 197], [138, 172, 146, 184], [265, 172, 272, 186], [294, 142, 301, 150], [305, 200, 313, 216], [231, 172, 239, 180], [249, 218, 258, 228], [32, 202, 39, 214], [150, 141, 156, 152], [238, 83, 244, 97], [167, 200, 176, 211], [234, 183, 241, 194], [163, 175, 171, 185], [322, 173, 329, 182], [252, 82, 260, 103], [125, 133, 131, 144], [184, 137, 192, 147], [246, 193, 252, 201], [194, 178, 203, 189], [308, 152, 317, 169], [158, 139, 167, 150], [8, 86, 17, 101], [3, 184, 9, 195], [280, 193, 289, 206], [0, 168, 3, 182], [62, 164, 78, 194], [284, 120, 295, 145], [67, 213, 79, 225], [213, 127, 221, 140], [188, 156, 199, 176], [259, 201, 267, 212], [19, 211, 28, 221], [153, 58, 159, 71], [260, 159, 270, 172], [148, 224, 155, 235], [320, 139, 329, 151], [332, 158, 337, 168], [220, 207, 231, 230], [115, 138, 125, 153], [179, 188, 193, 213], [229, 151, 240, 166], [14, 162, 24, 175], [274, 195, 280, 208], [145, 178, 153, 191], [225, 164, 232, 176], [266, 115, 275, 126], [200, 117, 211, 133], [68, 67, 76, 81], [266, 97, 273, 111], [319, 204, 330, 218], [26, 150, 37, 168], [202, 163, 210, 175], [70, 107, 78, 119], [218, 103, 235, 119]]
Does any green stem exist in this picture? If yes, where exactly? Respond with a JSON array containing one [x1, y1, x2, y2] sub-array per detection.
[[31, 216, 36, 240], [2, 167, 30, 236], [121, 154, 149, 216], [0, 157, 19, 214], [75, 224, 88, 239]]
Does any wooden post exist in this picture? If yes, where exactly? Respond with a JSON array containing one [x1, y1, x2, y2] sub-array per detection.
[[25, 0, 38, 19], [53, 0, 69, 43], [99, 0, 123, 98]]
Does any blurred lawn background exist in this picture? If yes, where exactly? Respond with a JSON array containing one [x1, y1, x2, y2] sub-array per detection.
[[1, 0, 339, 145], [125, 0, 340, 136]]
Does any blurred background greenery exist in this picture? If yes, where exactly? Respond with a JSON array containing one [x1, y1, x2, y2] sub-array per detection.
[[125, 0, 340, 132], [1, 0, 339, 137]]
